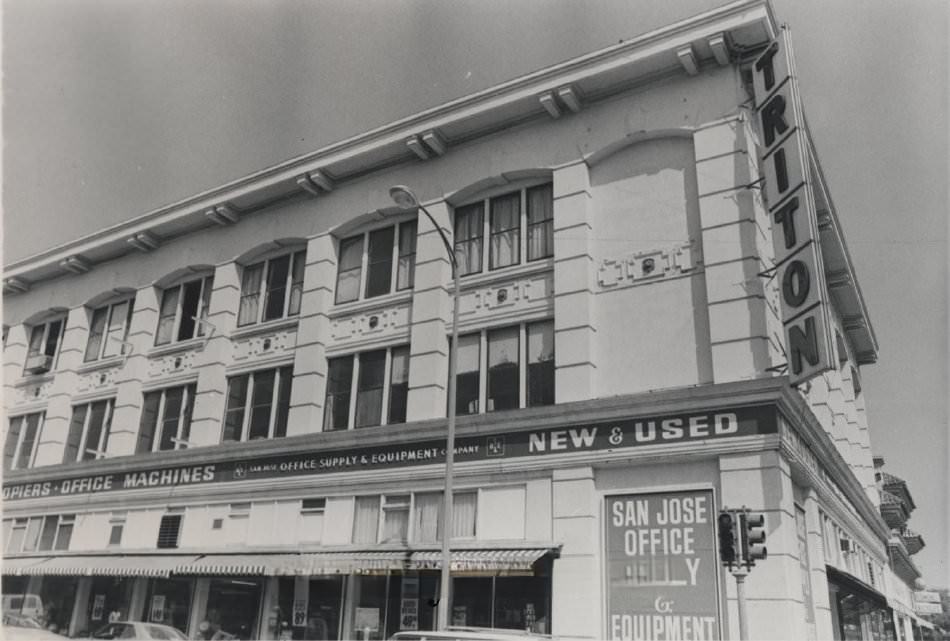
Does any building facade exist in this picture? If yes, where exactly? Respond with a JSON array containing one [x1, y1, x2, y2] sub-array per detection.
[[1, 2, 911, 639]]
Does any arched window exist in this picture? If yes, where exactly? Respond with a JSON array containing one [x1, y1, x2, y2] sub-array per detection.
[[235, 241, 307, 326], [153, 267, 215, 346], [23, 308, 68, 375], [334, 218, 417, 305], [83, 289, 136, 362]]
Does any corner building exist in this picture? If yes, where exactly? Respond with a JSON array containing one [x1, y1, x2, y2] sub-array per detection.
[[2, 2, 906, 639]]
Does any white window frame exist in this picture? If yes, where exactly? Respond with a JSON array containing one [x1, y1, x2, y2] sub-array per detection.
[[238, 249, 307, 327], [6, 518, 28, 553], [24, 317, 66, 374], [324, 345, 409, 431], [52, 514, 75, 551], [6, 412, 45, 471], [356, 491, 479, 545], [298, 498, 326, 544], [84, 298, 135, 362], [452, 319, 554, 416], [141, 384, 196, 452], [155, 275, 214, 346], [379, 494, 411, 543], [222, 366, 293, 442], [453, 180, 554, 277], [108, 512, 126, 547], [66, 399, 115, 462], [410, 490, 478, 544], [335, 219, 417, 305]]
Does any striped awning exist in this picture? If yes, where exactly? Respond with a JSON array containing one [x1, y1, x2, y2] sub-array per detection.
[[407, 548, 554, 572], [176, 552, 409, 576], [26, 555, 197, 578], [2, 556, 52, 576]]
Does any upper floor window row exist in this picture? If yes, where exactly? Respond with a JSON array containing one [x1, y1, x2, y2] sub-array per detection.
[[336, 220, 417, 304], [3, 514, 74, 554], [455, 183, 553, 277]]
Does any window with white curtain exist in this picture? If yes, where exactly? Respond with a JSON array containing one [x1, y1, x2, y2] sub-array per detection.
[[381, 494, 410, 543], [222, 366, 293, 442], [85, 298, 135, 362], [454, 182, 553, 277], [352, 496, 381, 544], [238, 250, 306, 326], [155, 276, 213, 346], [335, 220, 418, 304], [412, 491, 478, 543], [452, 320, 555, 416], [324, 346, 411, 431]]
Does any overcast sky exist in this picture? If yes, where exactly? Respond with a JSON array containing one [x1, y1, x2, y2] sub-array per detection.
[[3, 0, 947, 585]]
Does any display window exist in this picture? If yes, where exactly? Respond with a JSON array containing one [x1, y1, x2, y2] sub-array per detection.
[[38, 576, 80, 635], [348, 573, 439, 640], [452, 574, 550, 633], [85, 577, 135, 635], [277, 576, 346, 640], [143, 577, 193, 635], [201, 578, 264, 640]]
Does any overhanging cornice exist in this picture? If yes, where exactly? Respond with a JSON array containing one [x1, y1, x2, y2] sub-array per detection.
[[4, 0, 776, 291]]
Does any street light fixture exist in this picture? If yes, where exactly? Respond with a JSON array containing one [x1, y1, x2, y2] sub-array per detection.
[[389, 185, 460, 631]]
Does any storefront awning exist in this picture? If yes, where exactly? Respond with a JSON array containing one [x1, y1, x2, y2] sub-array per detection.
[[2, 556, 52, 576], [407, 548, 555, 572], [301, 552, 409, 574], [827, 565, 889, 609], [25, 555, 198, 578], [176, 552, 411, 576]]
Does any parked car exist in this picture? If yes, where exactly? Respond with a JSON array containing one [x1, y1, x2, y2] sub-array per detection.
[[91, 621, 187, 640], [2, 594, 45, 619], [2, 613, 65, 640], [390, 627, 552, 641]]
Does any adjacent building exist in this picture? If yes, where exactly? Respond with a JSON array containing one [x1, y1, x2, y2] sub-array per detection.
[[1, 1, 915, 639]]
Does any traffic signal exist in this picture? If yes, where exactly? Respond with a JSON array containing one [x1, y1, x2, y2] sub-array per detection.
[[718, 511, 738, 567], [742, 512, 768, 568]]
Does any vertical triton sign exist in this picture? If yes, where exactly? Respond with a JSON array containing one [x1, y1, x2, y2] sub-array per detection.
[[753, 29, 834, 385], [605, 490, 720, 641]]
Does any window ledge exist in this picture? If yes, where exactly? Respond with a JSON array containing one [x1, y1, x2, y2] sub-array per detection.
[[147, 337, 207, 359], [12, 371, 55, 388], [76, 356, 126, 374], [330, 289, 414, 319], [231, 316, 300, 341], [456, 258, 554, 291]]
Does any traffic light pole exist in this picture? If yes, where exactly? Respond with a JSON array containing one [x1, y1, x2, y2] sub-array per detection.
[[733, 567, 749, 641]]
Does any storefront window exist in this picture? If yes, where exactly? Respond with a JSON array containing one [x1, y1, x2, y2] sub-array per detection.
[[203, 578, 263, 640], [452, 574, 550, 633], [143, 578, 192, 635], [277, 576, 345, 640], [351, 575, 387, 641], [85, 577, 135, 634], [38, 576, 79, 635]]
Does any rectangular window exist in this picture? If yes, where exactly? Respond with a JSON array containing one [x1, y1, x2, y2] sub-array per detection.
[[451, 321, 554, 415], [4, 413, 44, 471], [396, 221, 418, 291], [22, 517, 43, 552], [490, 192, 521, 269], [324, 356, 354, 432], [352, 496, 381, 544], [39, 516, 58, 551], [137, 384, 197, 453], [455, 334, 481, 415], [54, 515, 74, 551], [526, 320, 555, 407], [325, 346, 411, 431], [155, 276, 214, 345], [226, 503, 250, 546], [63, 399, 115, 463], [336, 221, 417, 304], [335, 236, 364, 304], [388, 346, 410, 425], [381, 494, 410, 543], [156, 512, 183, 549], [412, 491, 477, 543], [355, 350, 386, 428], [24, 318, 65, 374], [454, 203, 484, 276], [526, 183, 554, 260], [6, 518, 27, 553], [108, 513, 126, 547], [298, 498, 326, 544], [221, 367, 293, 442], [239, 250, 307, 326], [487, 327, 519, 412], [366, 227, 395, 299]]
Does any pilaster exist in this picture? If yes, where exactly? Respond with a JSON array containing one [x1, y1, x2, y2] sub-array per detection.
[[553, 162, 596, 402], [288, 234, 333, 434], [34, 307, 85, 466], [803, 488, 834, 640], [3, 324, 29, 408], [406, 201, 452, 421], [694, 117, 773, 383], [189, 263, 239, 445]]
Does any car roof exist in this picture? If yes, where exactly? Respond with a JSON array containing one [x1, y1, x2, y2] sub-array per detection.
[[390, 628, 552, 641]]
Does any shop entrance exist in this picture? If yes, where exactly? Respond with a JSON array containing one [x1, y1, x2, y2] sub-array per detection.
[[142, 577, 193, 635], [347, 573, 439, 640], [452, 574, 550, 633]]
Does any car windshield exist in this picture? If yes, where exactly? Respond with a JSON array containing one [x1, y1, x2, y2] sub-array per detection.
[[93, 623, 136, 639]]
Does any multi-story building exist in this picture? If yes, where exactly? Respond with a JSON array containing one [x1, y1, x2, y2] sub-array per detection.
[[2, 1, 906, 639]]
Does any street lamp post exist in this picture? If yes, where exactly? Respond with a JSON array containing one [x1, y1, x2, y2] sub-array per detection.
[[390, 185, 460, 631]]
